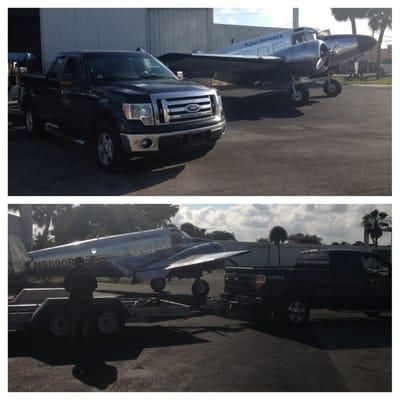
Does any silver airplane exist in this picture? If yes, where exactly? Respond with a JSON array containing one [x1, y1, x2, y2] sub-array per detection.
[[11, 227, 248, 297], [159, 26, 377, 106]]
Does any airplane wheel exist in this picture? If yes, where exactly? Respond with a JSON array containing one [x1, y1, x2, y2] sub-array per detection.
[[323, 79, 342, 97], [288, 85, 309, 106], [150, 277, 166, 292], [192, 279, 210, 297]]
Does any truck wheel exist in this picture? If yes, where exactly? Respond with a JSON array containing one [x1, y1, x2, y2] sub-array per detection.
[[192, 279, 210, 297], [25, 105, 44, 136], [150, 277, 166, 292], [48, 312, 71, 338], [278, 297, 310, 325], [95, 122, 128, 173], [95, 310, 122, 336], [323, 79, 342, 97]]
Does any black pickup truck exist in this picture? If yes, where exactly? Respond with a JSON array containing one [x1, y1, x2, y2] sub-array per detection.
[[224, 249, 391, 324], [19, 50, 225, 172]]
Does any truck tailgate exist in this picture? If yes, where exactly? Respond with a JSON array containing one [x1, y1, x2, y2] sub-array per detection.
[[225, 267, 256, 295]]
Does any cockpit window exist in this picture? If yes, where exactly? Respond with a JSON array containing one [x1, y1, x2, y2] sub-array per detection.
[[292, 30, 316, 45], [171, 229, 191, 245]]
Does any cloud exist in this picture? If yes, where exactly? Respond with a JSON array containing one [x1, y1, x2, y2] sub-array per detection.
[[172, 204, 392, 245]]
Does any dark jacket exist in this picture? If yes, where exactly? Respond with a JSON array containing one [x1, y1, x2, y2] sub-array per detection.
[[63, 265, 97, 301]]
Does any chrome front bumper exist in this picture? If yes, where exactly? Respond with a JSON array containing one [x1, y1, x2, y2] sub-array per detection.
[[120, 121, 225, 152]]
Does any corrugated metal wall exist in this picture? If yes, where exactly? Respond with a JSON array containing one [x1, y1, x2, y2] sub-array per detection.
[[40, 8, 148, 70], [147, 8, 209, 56]]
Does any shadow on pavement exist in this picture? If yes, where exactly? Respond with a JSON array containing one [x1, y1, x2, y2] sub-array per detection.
[[222, 91, 316, 122], [9, 124, 216, 195], [8, 325, 209, 365], [250, 315, 391, 350]]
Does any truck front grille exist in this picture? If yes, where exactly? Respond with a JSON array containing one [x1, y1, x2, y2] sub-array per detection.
[[153, 92, 216, 125]]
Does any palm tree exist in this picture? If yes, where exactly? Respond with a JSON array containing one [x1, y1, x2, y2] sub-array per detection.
[[269, 226, 288, 266], [361, 209, 390, 253], [331, 8, 370, 34], [367, 8, 392, 78], [32, 205, 73, 248]]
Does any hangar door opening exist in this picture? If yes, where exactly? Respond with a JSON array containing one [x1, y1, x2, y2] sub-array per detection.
[[8, 8, 42, 72]]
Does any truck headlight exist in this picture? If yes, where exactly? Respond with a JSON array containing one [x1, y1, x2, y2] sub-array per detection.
[[122, 103, 154, 126], [215, 94, 223, 117]]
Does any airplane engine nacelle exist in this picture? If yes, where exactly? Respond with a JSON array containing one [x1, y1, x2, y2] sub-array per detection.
[[275, 39, 330, 75]]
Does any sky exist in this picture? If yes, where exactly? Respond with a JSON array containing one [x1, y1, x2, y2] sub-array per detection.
[[172, 204, 392, 245], [213, 8, 392, 48]]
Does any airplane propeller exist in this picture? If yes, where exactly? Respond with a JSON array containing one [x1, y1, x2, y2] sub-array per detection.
[[316, 41, 339, 72]]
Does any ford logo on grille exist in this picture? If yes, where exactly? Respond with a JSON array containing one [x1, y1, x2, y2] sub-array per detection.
[[186, 103, 201, 113]]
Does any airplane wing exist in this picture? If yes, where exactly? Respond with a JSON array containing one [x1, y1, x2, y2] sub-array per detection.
[[159, 53, 284, 84], [165, 250, 249, 271]]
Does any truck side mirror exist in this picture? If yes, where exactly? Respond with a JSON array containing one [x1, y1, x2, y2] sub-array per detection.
[[176, 71, 184, 80]]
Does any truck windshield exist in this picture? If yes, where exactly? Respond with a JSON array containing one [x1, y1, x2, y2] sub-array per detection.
[[86, 53, 177, 81]]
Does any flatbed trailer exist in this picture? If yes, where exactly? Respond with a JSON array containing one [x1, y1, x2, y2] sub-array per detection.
[[8, 288, 214, 338]]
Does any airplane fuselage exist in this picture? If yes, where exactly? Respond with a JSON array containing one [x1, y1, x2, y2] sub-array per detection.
[[25, 227, 225, 282]]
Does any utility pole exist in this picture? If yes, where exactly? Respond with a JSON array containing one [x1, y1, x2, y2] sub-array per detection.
[[293, 8, 299, 29]]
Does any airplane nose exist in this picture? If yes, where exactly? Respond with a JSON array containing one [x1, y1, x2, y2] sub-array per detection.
[[357, 35, 377, 53]]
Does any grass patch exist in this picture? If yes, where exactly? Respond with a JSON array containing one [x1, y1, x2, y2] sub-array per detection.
[[336, 75, 392, 86]]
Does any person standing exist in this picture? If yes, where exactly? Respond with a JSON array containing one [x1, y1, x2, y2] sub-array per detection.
[[63, 257, 97, 341]]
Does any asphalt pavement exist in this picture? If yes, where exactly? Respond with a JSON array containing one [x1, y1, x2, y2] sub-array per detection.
[[8, 85, 391, 196], [8, 270, 392, 392]]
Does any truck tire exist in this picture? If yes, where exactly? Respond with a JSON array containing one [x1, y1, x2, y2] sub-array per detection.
[[277, 297, 310, 325], [25, 105, 44, 136], [95, 122, 128, 173], [47, 312, 71, 338], [94, 309, 123, 336]]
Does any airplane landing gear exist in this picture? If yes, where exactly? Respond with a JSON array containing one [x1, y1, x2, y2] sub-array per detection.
[[323, 76, 342, 97], [192, 278, 210, 297], [150, 277, 166, 292], [288, 78, 309, 106]]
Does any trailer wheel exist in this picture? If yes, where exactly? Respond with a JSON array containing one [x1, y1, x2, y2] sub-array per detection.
[[95, 310, 122, 336], [48, 312, 71, 338]]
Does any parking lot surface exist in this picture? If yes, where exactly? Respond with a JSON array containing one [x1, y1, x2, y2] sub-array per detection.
[[8, 85, 391, 196], [9, 270, 391, 392]]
